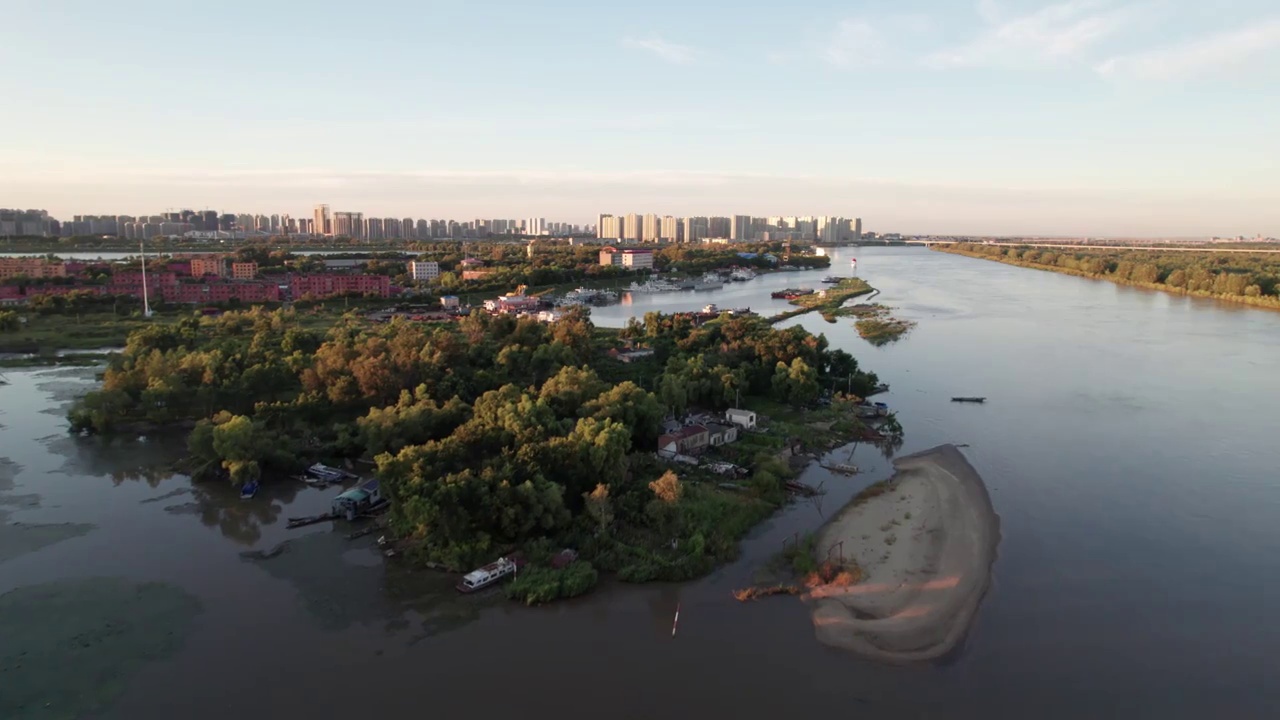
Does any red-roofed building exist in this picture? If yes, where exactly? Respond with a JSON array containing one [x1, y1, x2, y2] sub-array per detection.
[[657, 424, 710, 458]]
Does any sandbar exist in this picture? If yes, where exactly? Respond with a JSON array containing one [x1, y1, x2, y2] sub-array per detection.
[[809, 444, 1000, 662]]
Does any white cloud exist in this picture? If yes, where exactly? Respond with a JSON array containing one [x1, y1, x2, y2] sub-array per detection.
[[925, 0, 1144, 68], [1095, 19, 1280, 81], [824, 20, 887, 68], [821, 15, 932, 69], [621, 36, 698, 65]]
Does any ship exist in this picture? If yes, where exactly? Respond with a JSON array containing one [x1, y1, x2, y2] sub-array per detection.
[[457, 556, 525, 593], [693, 272, 724, 291], [628, 279, 680, 293]]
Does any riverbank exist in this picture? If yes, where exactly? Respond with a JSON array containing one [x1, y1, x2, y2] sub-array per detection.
[[807, 444, 1000, 663], [934, 243, 1280, 310]]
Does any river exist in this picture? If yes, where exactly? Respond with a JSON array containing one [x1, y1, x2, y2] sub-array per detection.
[[2, 246, 1278, 719]]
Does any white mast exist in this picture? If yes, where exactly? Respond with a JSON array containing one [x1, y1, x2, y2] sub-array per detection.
[[140, 239, 152, 318]]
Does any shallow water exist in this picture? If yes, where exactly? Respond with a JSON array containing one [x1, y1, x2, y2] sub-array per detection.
[[2, 246, 1278, 719]]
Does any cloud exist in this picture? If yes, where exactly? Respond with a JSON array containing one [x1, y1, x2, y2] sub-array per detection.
[[821, 15, 932, 69], [925, 0, 1144, 68], [823, 20, 886, 68], [621, 36, 698, 65], [1095, 19, 1280, 81]]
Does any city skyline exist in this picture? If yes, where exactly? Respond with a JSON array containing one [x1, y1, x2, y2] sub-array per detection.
[[3, 1, 1279, 236]]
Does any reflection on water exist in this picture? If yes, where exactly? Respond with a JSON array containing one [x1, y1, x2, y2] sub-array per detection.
[[243, 529, 483, 641]]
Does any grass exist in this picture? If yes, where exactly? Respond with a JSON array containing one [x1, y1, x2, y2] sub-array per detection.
[[770, 278, 875, 324], [0, 312, 157, 353], [0, 303, 379, 355], [855, 317, 916, 346]]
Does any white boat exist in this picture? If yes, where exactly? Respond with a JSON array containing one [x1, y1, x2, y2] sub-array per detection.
[[457, 556, 522, 593], [730, 268, 757, 281], [693, 272, 724, 291], [629, 279, 680, 293]]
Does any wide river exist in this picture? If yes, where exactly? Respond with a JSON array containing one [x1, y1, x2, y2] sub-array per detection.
[[2, 246, 1278, 719]]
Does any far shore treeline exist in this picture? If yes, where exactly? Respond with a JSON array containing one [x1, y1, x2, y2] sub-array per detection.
[[937, 243, 1280, 309], [66, 305, 880, 586]]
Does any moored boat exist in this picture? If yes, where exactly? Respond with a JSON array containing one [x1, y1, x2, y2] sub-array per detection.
[[457, 556, 524, 593], [239, 480, 259, 500], [951, 397, 987, 403]]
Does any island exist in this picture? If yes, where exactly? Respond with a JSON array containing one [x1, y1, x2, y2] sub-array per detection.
[[807, 445, 1000, 662], [67, 301, 890, 601]]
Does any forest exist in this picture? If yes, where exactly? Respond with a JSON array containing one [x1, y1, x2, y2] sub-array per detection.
[[67, 305, 879, 582], [938, 243, 1280, 308]]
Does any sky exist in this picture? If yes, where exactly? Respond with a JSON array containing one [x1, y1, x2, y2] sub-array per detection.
[[3, 0, 1279, 236]]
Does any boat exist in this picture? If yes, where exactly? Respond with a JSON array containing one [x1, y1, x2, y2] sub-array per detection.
[[693, 272, 724, 291], [951, 397, 987, 403], [457, 556, 524, 593], [239, 480, 259, 500], [856, 401, 890, 419], [821, 276, 843, 284], [821, 463, 859, 475], [729, 268, 757, 281], [629, 279, 679, 293], [702, 304, 720, 314]]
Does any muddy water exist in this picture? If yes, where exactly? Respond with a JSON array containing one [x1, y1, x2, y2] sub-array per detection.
[[2, 246, 1279, 719]]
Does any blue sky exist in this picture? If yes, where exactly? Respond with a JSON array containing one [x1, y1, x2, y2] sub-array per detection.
[[3, 0, 1279, 236]]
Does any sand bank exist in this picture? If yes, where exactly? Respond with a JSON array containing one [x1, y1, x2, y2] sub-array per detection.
[[809, 444, 1000, 662]]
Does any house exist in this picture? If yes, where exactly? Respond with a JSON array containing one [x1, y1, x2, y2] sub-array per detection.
[[440, 295, 460, 310], [657, 425, 710, 458], [725, 408, 757, 430], [706, 423, 738, 446], [331, 479, 382, 520]]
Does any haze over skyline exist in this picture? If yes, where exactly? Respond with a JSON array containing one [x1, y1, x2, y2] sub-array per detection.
[[4, 0, 1278, 237]]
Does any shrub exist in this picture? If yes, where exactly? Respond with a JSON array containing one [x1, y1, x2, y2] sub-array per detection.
[[505, 561, 599, 605]]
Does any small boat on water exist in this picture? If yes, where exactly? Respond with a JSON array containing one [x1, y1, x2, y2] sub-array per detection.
[[239, 480, 260, 500], [822, 463, 859, 475], [821, 276, 843, 284], [729, 268, 757, 281], [457, 556, 524, 593], [952, 397, 987, 403]]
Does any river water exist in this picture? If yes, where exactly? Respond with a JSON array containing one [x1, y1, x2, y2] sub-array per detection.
[[2, 246, 1278, 719]]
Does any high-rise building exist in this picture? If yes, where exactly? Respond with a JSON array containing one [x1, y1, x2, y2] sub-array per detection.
[[401, 218, 414, 239], [660, 216, 680, 242], [623, 213, 644, 242], [680, 216, 708, 243], [597, 214, 622, 240], [314, 204, 331, 236], [854, 217, 862, 242], [416, 219, 430, 238], [332, 211, 363, 238], [642, 214, 660, 242], [709, 216, 731, 238], [526, 217, 547, 236], [730, 215, 752, 241]]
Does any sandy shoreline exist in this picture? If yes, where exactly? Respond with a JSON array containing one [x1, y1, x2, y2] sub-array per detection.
[[808, 444, 1000, 662]]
